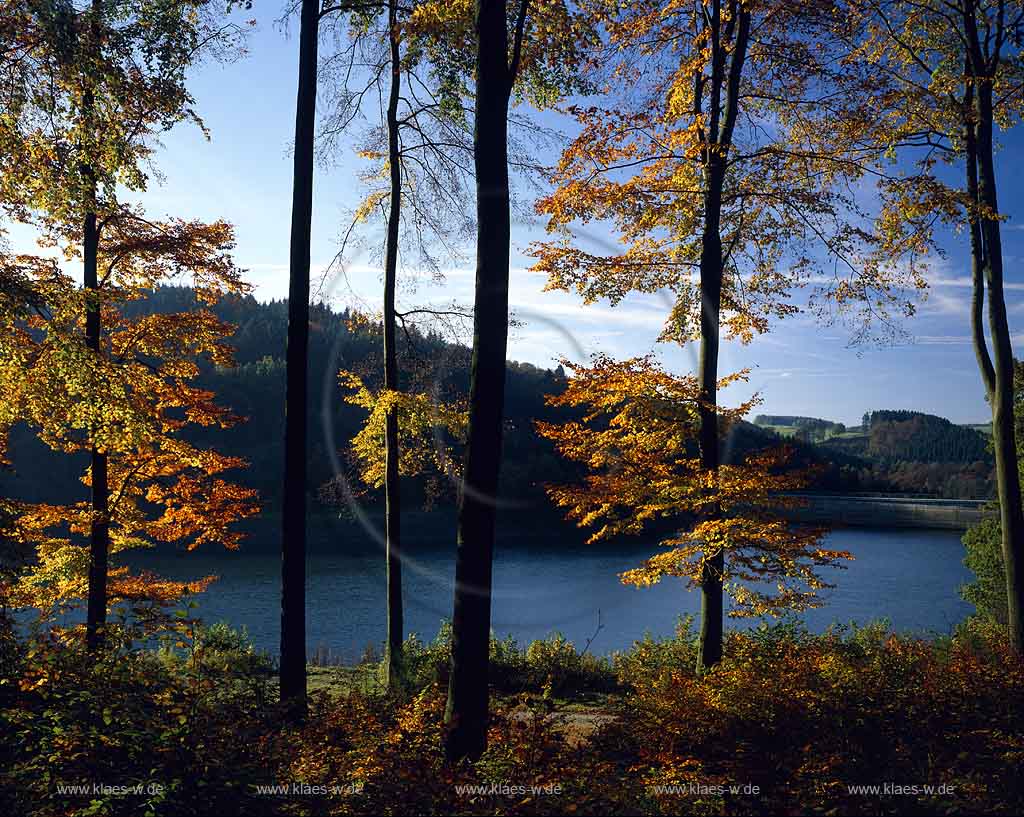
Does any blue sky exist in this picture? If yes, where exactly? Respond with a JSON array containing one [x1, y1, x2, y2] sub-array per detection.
[[17, 10, 1024, 427]]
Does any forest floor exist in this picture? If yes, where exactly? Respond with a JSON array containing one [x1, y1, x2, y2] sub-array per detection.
[[307, 664, 618, 745], [5, 618, 1023, 815]]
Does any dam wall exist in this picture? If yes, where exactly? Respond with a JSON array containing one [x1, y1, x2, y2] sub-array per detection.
[[783, 494, 992, 531]]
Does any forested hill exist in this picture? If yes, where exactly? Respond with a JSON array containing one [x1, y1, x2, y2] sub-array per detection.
[[0, 286, 995, 506], [820, 410, 994, 498], [864, 410, 991, 463], [1, 285, 579, 510]]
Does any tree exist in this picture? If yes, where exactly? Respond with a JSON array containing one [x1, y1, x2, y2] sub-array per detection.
[[0, 0, 247, 649], [962, 517, 1006, 623], [380, 0, 406, 689], [0, 216, 258, 631], [538, 356, 850, 619], [442, 0, 524, 760], [438, 0, 595, 760], [962, 360, 1024, 622], [847, 0, 1024, 653], [279, 0, 322, 716], [318, 0, 477, 689], [532, 0, 915, 671]]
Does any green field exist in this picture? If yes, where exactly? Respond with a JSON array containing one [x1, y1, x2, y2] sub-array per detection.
[[758, 423, 867, 441]]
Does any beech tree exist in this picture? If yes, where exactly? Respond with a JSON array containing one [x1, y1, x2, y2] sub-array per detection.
[[0, 216, 258, 629], [279, 0, 323, 716], [317, 0, 476, 689], [843, 0, 1024, 654], [538, 356, 850, 618], [533, 0, 919, 671], [320, 0, 587, 726], [0, 0, 246, 649], [432, 0, 596, 761]]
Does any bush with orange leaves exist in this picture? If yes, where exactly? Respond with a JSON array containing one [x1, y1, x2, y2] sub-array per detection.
[[614, 617, 1024, 816], [2, 614, 1022, 815], [272, 685, 643, 816]]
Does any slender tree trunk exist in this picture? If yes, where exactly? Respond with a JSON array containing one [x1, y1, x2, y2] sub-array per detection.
[[965, 112, 994, 396], [83, 206, 109, 653], [82, 0, 107, 653], [696, 171, 724, 673], [444, 0, 515, 762], [280, 0, 319, 715], [694, 0, 749, 674], [382, 0, 404, 688], [973, 82, 1024, 654]]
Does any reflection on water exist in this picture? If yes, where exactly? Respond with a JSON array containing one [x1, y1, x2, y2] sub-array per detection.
[[123, 519, 974, 658]]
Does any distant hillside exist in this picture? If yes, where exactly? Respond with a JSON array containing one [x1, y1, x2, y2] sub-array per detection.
[[750, 407, 995, 499], [752, 414, 848, 443], [827, 410, 991, 464], [817, 410, 994, 499], [726, 421, 869, 493], [1, 287, 996, 508], [0, 286, 580, 511]]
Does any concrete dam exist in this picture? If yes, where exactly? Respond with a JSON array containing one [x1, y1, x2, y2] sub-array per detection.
[[783, 494, 993, 531]]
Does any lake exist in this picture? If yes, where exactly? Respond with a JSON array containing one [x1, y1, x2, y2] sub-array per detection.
[[121, 513, 976, 659]]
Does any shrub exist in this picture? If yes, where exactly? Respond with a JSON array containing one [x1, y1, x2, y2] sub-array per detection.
[[611, 620, 1024, 815], [159, 621, 274, 677], [1, 626, 279, 817], [2, 616, 1022, 815], [524, 633, 616, 697], [402, 620, 455, 690], [961, 516, 1007, 623], [402, 623, 615, 698], [613, 616, 698, 689]]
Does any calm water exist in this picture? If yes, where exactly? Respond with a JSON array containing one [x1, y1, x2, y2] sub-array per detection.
[[122, 517, 974, 658]]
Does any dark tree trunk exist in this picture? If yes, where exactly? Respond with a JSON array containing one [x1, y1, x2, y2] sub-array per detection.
[[383, 0, 404, 688], [83, 206, 109, 653], [962, 5, 1024, 654], [443, 0, 521, 762], [965, 105, 994, 396], [280, 0, 319, 715], [694, 0, 749, 674], [82, 0, 107, 653], [696, 183, 724, 672]]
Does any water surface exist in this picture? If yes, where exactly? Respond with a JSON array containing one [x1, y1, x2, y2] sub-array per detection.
[[123, 517, 974, 658]]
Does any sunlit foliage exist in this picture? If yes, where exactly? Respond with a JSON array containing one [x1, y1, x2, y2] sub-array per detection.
[[0, 217, 259, 617], [0, 0, 246, 225], [339, 369, 467, 489], [532, 0, 925, 345], [538, 356, 852, 617]]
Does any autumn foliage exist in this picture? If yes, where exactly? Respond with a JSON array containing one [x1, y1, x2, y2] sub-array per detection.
[[1, 616, 1022, 816], [620, 618, 1024, 815], [0, 215, 259, 619], [531, 0, 923, 345], [2, 0, 1024, 812], [338, 369, 467, 491], [537, 356, 851, 618]]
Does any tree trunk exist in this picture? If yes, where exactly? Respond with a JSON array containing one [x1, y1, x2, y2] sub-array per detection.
[[382, 0, 404, 689], [280, 0, 319, 715], [696, 181, 724, 672], [972, 81, 1024, 654], [83, 206, 109, 653], [694, 0, 749, 675], [82, 0, 108, 653], [965, 109, 994, 397], [444, 0, 513, 762]]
